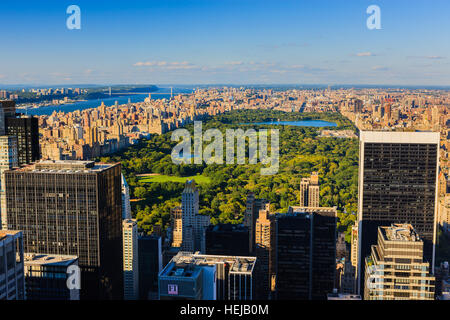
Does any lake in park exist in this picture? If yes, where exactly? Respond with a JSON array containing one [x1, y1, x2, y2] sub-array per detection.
[[241, 120, 337, 127]]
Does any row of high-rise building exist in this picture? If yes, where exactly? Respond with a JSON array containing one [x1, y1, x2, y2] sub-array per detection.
[[163, 179, 338, 300], [0, 158, 164, 300], [1, 89, 449, 300], [161, 129, 448, 300], [0, 100, 139, 300], [3, 160, 124, 299]]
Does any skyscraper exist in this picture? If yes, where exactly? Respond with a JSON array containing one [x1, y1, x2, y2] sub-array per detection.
[[4, 160, 123, 299], [0, 100, 17, 119], [275, 207, 337, 300], [23, 253, 79, 300], [0, 230, 25, 300], [244, 193, 269, 253], [205, 224, 250, 256], [299, 172, 320, 207], [0, 108, 5, 135], [254, 207, 276, 300], [364, 224, 435, 300], [181, 180, 210, 253], [123, 219, 139, 300], [170, 206, 183, 248], [121, 174, 132, 220], [357, 131, 440, 293], [0, 135, 18, 229], [138, 233, 162, 300], [5, 115, 40, 165], [351, 223, 358, 268]]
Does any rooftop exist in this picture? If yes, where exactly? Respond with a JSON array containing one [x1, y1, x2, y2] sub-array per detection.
[[123, 219, 137, 227], [0, 230, 22, 241], [160, 252, 256, 278], [287, 206, 337, 216], [360, 130, 440, 144], [327, 292, 362, 300], [10, 160, 117, 173], [381, 224, 421, 242], [207, 223, 248, 233], [182, 180, 198, 193], [23, 253, 78, 266]]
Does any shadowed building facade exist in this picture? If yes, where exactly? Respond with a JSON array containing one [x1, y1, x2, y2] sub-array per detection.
[[275, 207, 337, 300], [4, 160, 123, 300], [0, 230, 24, 300], [138, 234, 162, 300], [5, 116, 40, 166], [357, 131, 440, 294], [254, 207, 276, 300], [24, 253, 79, 300], [244, 193, 269, 253], [205, 224, 250, 256]]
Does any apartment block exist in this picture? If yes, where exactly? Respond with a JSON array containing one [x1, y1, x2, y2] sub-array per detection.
[[181, 181, 210, 253], [364, 224, 435, 300], [299, 172, 320, 207], [123, 219, 139, 300]]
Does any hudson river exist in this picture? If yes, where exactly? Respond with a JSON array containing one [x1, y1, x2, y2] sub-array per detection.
[[20, 88, 193, 116]]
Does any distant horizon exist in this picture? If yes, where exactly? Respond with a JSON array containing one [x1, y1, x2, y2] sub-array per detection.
[[2, 83, 450, 90]]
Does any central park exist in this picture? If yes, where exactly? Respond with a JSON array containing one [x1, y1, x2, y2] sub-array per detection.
[[99, 109, 359, 242]]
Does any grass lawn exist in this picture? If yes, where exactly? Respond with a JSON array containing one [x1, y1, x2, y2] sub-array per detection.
[[138, 174, 211, 184]]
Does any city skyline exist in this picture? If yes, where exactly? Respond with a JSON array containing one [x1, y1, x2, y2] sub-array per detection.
[[0, 1, 449, 304], [1, 0, 450, 86]]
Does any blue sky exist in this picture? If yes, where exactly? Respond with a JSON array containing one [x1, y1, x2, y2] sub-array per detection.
[[0, 0, 449, 85]]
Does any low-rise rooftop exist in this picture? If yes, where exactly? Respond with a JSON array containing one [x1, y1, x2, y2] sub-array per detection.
[[0, 230, 22, 241], [160, 252, 256, 278], [24, 253, 78, 267]]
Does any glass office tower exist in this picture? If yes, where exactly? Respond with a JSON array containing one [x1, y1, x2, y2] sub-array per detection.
[[357, 131, 440, 294]]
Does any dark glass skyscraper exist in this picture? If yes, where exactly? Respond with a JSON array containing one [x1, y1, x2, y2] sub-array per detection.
[[138, 234, 162, 300], [275, 207, 337, 300], [4, 160, 123, 299], [357, 131, 440, 293], [0, 100, 17, 118], [5, 116, 40, 165], [205, 224, 250, 256]]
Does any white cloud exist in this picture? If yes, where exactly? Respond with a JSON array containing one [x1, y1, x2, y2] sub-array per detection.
[[407, 55, 446, 60], [355, 52, 375, 57], [224, 61, 243, 65], [133, 61, 196, 69]]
